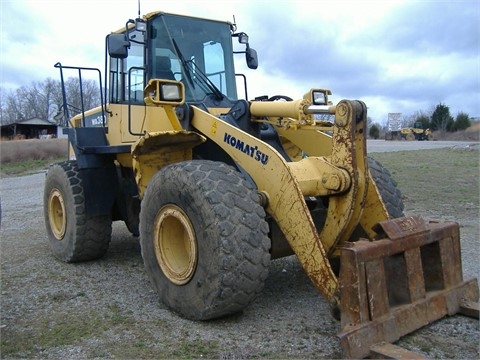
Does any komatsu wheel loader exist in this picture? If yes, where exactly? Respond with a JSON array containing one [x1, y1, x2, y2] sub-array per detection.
[[44, 10, 478, 358]]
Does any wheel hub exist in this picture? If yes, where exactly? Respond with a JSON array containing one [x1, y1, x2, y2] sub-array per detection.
[[48, 189, 66, 240], [153, 205, 197, 285]]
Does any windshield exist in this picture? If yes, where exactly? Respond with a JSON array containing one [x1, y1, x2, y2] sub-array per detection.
[[149, 14, 238, 102]]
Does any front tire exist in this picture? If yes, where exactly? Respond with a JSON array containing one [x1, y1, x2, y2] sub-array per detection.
[[329, 157, 405, 275], [43, 161, 112, 262], [368, 157, 404, 218], [140, 160, 270, 320]]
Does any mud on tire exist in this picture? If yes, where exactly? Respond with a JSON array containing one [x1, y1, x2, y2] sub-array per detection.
[[140, 160, 271, 320], [43, 161, 112, 262]]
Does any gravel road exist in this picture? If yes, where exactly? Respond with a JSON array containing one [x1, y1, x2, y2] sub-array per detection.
[[1, 159, 479, 358]]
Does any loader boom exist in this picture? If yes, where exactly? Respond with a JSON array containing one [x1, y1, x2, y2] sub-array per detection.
[[190, 98, 390, 309]]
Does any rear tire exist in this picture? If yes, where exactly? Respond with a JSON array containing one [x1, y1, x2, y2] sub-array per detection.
[[43, 161, 112, 262], [140, 160, 270, 320]]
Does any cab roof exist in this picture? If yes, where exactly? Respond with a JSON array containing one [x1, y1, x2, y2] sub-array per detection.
[[111, 10, 233, 34]]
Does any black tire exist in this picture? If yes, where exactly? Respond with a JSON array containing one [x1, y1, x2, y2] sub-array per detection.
[[368, 157, 404, 218], [43, 161, 112, 262], [140, 160, 270, 320], [268, 95, 293, 101]]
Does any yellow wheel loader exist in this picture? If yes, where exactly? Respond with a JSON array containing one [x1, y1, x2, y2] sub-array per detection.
[[44, 10, 478, 358], [400, 121, 432, 141]]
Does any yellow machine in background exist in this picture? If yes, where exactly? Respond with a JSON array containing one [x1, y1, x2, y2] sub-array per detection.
[[400, 121, 433, 140], [44, 10, 477, 358]]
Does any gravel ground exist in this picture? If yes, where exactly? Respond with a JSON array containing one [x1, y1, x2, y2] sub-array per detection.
[[1, 155, 479, 359]]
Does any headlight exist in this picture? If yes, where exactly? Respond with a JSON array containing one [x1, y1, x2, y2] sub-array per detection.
[[310, 89, 332, 105], [161, 84, 182, 102], [144, 79, 185, 106], [313, 90, 326, 105]]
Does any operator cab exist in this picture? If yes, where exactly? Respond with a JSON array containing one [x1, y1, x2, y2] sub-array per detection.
[[107, 12, 258, 108]]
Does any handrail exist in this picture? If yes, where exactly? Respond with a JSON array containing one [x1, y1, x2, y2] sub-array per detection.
[[54, 62, 105, 128]]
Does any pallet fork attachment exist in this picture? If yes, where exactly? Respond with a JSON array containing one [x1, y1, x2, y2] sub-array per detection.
[[337, 216, 479, 359]]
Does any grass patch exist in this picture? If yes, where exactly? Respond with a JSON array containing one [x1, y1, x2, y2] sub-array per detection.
[[0, 157, 66, 177], [1, 311, 108, 357], [170, 337, 220, 358], [371, 148, 480, 215]]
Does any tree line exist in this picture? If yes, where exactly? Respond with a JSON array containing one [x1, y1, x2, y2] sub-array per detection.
[[0, 78, 101, 127], [0, 78, 473, 136]]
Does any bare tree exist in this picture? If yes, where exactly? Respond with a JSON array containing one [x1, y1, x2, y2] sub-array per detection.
[[401, 114, 411, 128], [3, 88, 25, 123], [0, 87, 5, 125], [1, 78, 101, 126], [57, 78, 102, 125], [43, 78, 63, 120]]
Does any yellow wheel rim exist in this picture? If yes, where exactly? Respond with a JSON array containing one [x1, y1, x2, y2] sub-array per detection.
[[48, 189, 66, 240], [153, 205, 197, 285]]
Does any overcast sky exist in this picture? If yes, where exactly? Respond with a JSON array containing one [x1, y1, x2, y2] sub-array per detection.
[[1, 0, 479, 123]]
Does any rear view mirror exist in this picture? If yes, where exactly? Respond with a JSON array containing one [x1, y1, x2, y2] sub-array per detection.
[[246, 47, 258, 69], [107, 34, 130, 59], [232, 31, 258, 69]]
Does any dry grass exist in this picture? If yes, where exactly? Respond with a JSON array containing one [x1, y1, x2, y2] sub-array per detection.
[[0, 138, 69, 177], [0, 138, 68, 163], [439, 121, 480, 141]]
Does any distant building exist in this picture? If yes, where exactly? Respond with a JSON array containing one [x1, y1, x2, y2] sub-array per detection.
[[0, 118, 58, 139]]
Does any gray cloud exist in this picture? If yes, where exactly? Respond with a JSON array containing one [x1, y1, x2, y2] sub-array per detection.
[[375, 1, 479, 56], [239, 0, 479, 120]]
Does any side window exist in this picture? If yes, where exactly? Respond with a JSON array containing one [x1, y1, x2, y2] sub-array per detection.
[[204, 41, 226, 93], [126, 36, 145, 103], [109, 57, 122, 103], [109, 30, 145, 104]]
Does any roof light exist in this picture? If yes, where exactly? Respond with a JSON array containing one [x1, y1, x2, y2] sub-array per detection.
[[135, 18, 147, 32], [237, 32, 249, 44]]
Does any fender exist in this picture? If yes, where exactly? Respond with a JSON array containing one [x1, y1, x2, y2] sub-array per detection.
[[63, 126, 128, 216], [131, 130, 206, 198]]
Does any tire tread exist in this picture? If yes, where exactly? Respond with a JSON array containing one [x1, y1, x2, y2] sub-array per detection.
[[44, 161, 112, 262]]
